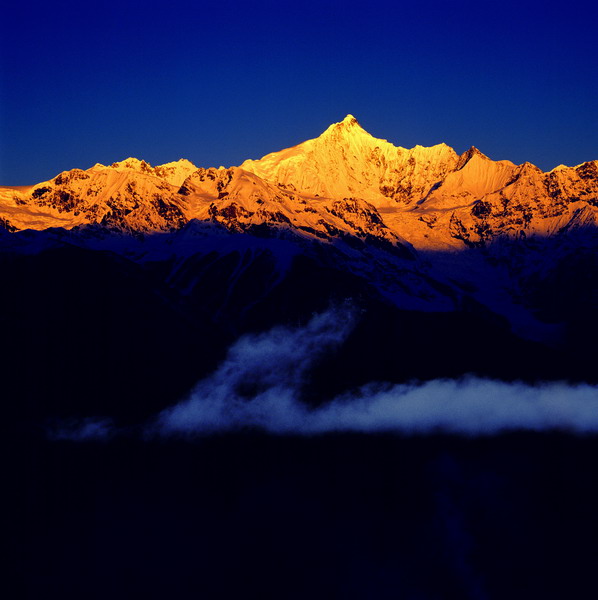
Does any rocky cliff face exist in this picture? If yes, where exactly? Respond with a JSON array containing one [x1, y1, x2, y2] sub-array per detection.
[[430, 156, 598, 247]]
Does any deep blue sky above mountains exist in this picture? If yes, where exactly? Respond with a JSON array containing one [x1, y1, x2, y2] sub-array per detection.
[[1, 0, 596, 184]]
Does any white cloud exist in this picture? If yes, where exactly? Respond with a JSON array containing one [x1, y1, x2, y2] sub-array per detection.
[[153, 309, 598, 437], [48, 308, 598, 440]]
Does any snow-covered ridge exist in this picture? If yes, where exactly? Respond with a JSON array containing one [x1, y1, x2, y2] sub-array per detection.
[[0, 116, 596, 250]]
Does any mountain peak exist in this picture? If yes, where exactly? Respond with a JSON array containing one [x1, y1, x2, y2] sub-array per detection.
[[466, 146, 488, 159], [320, 114, 371, 142], [111, 157, 153, 172], [334, 114, 362, 130], [341, 114, 359, 126], [456, 146, 490, 170]]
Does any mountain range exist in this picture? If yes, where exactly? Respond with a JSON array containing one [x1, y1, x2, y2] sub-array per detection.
[[2, 114, 596, 248]]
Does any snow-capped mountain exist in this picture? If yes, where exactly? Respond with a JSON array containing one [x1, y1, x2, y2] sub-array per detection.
[[240, 115, 460, 208], [1, 115, 596, 250]]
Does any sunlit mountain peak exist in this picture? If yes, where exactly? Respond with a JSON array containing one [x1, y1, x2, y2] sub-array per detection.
[[339, 114, 360, 128], [320, 114, 370, 139]]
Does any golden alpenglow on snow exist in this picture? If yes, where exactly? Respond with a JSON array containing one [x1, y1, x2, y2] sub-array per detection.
[[1, 116, 596, 251]]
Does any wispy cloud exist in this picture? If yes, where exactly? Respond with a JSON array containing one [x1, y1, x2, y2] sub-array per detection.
[[153, 304, 356, 435], [153, 308, 598, 437], [49, 307, 598, 440]]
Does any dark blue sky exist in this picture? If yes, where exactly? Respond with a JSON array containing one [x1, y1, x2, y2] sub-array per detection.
[[1, 0, 596, 184]]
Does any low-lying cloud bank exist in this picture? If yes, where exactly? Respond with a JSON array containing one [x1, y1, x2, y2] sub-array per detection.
[[153, 307, 598, 437], [155, 377, 598, 437], [50, 308, 598, 439]]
